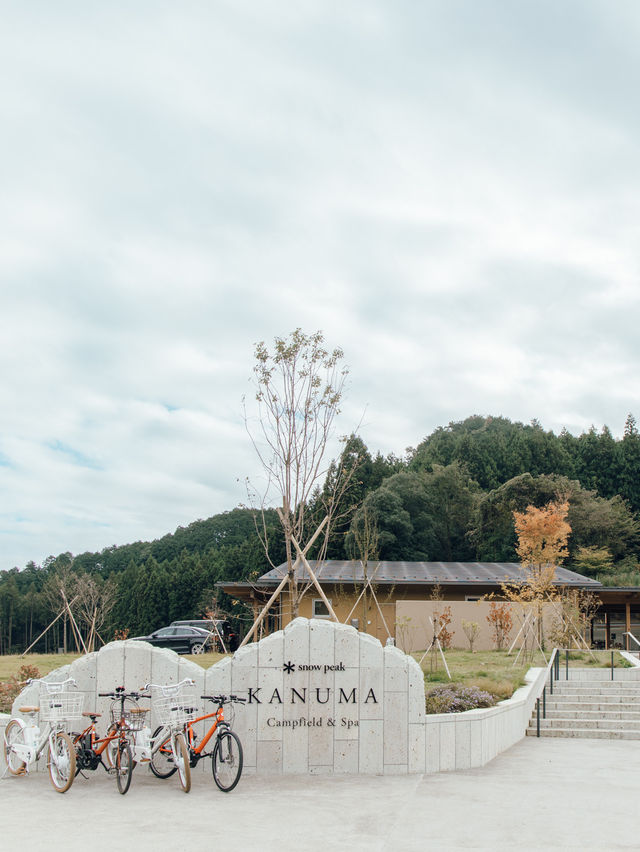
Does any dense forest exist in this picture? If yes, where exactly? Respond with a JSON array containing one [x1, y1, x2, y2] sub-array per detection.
[[2, 414, 640, 654]]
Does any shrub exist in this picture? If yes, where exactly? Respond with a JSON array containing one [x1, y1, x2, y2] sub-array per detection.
[[425, 682, 497, 714], [486, 601, 513, 650], [0, 664, 41, 714]]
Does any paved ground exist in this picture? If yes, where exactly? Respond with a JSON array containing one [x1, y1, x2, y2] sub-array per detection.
[[2, 737, 638, 851]]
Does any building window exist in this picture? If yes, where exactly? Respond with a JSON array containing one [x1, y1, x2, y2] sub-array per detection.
[[312, 599, 332, 618], [465, 596, 481, 602]]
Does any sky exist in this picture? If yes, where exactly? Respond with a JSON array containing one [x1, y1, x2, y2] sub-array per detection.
[[2, 1, 639, 572]]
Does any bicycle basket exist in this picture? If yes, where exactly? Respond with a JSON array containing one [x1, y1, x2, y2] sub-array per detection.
[[152, 685, 198, 727], [39, 690, 84, 723], [110, 698, 149, 732], [221, 701, 235, 728]]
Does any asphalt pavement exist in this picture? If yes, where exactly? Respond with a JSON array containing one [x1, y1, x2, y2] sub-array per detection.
[[1, 736, 638, 851]]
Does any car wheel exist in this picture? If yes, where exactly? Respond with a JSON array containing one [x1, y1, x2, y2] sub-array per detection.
[[191, 643, 205, 655]]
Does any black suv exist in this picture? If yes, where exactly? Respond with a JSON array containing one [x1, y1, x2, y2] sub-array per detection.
[[131, 624, 215, 655], [170, 619, 239, 651]]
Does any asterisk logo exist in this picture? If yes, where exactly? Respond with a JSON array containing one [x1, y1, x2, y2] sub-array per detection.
[[283, 661, 295, 674]]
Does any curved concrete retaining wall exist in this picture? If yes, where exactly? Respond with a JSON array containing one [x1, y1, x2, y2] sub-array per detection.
[[2, 619, 556, 775]]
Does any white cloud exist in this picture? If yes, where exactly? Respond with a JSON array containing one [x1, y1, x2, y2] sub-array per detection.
[[1, 1, 639, 569]]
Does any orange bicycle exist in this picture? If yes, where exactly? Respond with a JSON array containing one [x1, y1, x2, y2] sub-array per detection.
[[150, 693, 245, 792], [72, 687, 150, 794]]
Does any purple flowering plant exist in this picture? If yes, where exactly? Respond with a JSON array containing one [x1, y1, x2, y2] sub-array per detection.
[[425, 683, 497, 714]]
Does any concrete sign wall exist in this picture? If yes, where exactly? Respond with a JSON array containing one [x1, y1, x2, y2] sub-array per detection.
[[209, 617, 427, 775]]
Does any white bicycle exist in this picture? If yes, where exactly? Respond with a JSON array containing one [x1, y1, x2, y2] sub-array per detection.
[[3, 677, 83, 793], [142, 678, 197, 793]]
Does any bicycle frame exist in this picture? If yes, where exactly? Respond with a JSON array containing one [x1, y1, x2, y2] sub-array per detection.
[[184, 706, 227, 759], [4, 676, 82, 789], [73, 718, 128, 770], [5, 714, 56, 771]]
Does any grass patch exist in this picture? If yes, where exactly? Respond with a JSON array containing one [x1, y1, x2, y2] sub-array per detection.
[[416, 647, 635, 705], [0, 653, 81, 682], [0, 650, 229, 684], [183, 651, 228, 667], [417, 648, 548, 699]]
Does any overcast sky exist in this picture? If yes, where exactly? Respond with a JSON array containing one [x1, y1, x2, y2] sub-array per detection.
[[2, 1, 639, 571]]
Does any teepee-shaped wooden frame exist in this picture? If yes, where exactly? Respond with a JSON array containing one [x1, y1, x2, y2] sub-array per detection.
[[240, 515, 338, 647]]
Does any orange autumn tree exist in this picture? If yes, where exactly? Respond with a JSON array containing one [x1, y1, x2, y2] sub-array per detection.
[[503, 499, 571, 657], [514, 499, 571, 594]]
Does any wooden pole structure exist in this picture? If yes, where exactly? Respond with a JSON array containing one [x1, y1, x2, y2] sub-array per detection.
[[508, 608, 531, 655], [240, 515, 330, 647], [21, 595, 80, 657], [240, 572, 289, 648], [417, 616, 451, 679], [345, 564, 381, 625], [240, 516, 329, 647], [289, 532, 339, 622], [62, 590, 88, 655]]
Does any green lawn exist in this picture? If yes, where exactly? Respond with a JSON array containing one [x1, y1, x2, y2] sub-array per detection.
[[0, 650, 229, 682], [0, 653, 81, 681], [415, 647, 633, 701]]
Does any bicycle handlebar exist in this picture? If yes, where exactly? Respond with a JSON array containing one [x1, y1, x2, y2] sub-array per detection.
[[201, 694, 247, 704], [98, 689, 149, 699], [26, 677, 78, 689], [143, 678, 195, 694]]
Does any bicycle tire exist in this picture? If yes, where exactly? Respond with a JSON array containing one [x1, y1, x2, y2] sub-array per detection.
[[4, 719, 27, 775], [211, 730, 243, 792], [116, 741, 133, 795], [48, 731, 76, 794], [149, 726, 177, 779], [172, 732, 191, 793]]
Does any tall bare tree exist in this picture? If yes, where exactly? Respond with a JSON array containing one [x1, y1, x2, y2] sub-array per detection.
[[76, 575, 118, 652], [244, 328, 352, 624]]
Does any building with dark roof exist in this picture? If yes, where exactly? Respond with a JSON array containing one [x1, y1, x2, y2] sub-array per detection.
[[219, 561, 640, 651]]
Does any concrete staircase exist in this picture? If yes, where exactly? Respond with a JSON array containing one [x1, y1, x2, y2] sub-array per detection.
[[527, 673, 640, 739]]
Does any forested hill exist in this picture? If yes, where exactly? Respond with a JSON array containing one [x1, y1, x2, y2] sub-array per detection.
[[2, 414, 640, 653]]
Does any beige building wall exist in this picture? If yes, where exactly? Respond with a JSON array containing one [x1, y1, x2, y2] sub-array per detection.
[[395, 600, 557, 653], [283, 590, 398, 646], [279, 591, 559, 653]]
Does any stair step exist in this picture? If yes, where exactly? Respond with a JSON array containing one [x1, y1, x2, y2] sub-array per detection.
[[544, 700, 640, 710], [543, 709, 640, 720], [526, 727, 640, 740], [533, 717, 640, 730], [553, 680, 640, 692], [547, 686, 640, 701], [528, 675, 640, 739]]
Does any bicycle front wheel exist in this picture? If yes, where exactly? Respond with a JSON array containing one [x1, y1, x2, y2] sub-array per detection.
[[211, 730, 243, 792], [115, 742, 133, 795], [4, 719, 27, 776], [149, 726, 176, 779], [172, 732, 191, 793], [48, 732, 76, 793]]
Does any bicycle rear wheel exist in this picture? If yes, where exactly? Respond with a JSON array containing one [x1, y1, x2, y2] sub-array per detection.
[[4, 719, 27, 775], [211, 730, 243, 792], [48, 732, 76, 793], [172, 732, 191, 793], [149, 726, 176, 779], [115, 741, 133, 795]]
